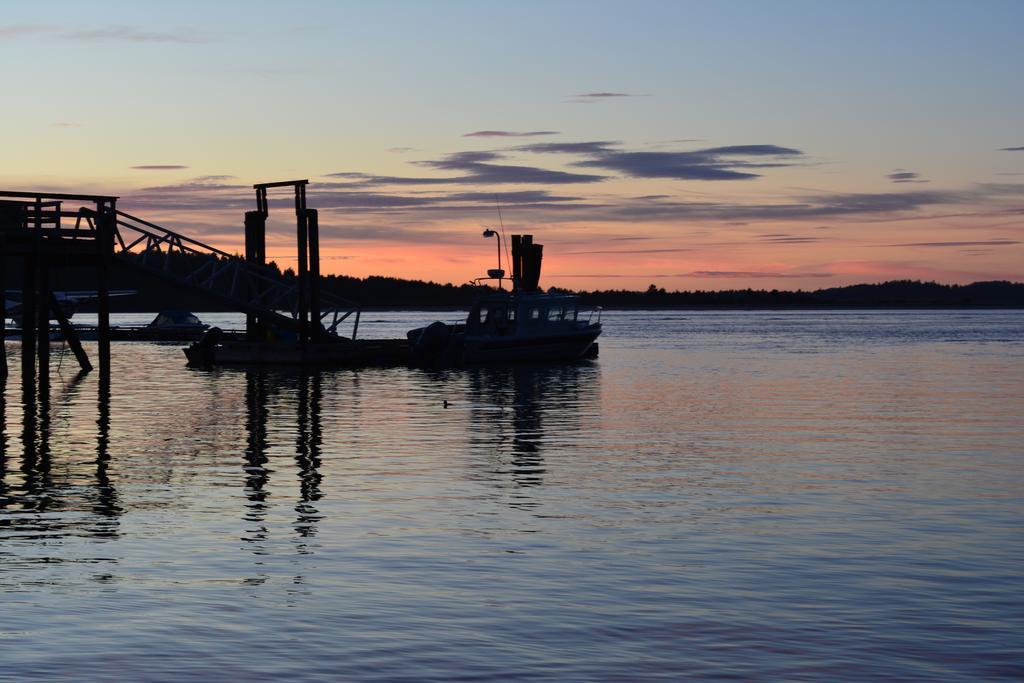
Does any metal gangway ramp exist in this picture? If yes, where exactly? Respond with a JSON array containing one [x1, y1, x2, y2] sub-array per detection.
[[110, 206, 361, 340]]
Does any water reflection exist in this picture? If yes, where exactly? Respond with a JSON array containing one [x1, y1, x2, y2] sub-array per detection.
[[0, 366, 121, 553], [240, 370, 324, 557], [0, 383, 6, 508], [92, 371, 120, 534], [294, 372, 323, 543], [463, 364, 601, 507]]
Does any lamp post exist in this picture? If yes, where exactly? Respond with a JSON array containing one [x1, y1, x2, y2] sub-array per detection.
[[482, 228, 505, 288]]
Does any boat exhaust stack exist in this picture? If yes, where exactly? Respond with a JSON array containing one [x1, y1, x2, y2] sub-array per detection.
[[511, 234, 543, 292]]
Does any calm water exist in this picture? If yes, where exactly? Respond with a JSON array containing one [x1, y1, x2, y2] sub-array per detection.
[[1, 310, 1022, 681]]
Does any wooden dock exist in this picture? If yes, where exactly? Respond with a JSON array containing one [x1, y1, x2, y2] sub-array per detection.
[[191, 339, 411, 367]]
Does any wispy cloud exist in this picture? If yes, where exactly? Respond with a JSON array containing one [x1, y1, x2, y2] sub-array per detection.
[[125, 175, 583, 215], [519, 141, 805, 180], [51, 121, 82, 128], [61, 25, 210, 43], [756, 235, 824, 243], [1000, 146, 1024, 152], [2, 23, 212, 44], [569, 92, 646, 103], [418, 150, 604, 184], [686, 271, 834, 278], [887, 169, 928, 184], [0, 25, 49, 38], [133, 182, 1016, 229], [314, 189, 581, 211], [326, 150, 605, 186], [578, 92, 633, 98], [132, 164, 189, 170], [878, 239, 1019, 248], [463, 130, 558, 138], [125, 176, 251, 212], [328, 140, 804, 189], [562, 247, 693, 255]]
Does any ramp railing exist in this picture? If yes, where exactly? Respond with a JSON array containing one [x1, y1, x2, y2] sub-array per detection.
[[102, 209, 360, 339]]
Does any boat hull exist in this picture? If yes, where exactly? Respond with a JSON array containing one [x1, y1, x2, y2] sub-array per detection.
[[462, 325, 601, 364]]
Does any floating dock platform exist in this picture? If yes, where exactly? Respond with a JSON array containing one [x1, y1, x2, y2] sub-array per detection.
[[190, 338, 411, 367]]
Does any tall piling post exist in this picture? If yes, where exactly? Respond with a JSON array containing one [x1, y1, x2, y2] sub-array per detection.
[[244, 210, 267, 341], [95, 204, 114, 377], [32, 200, 49, 389], [306, 209, 320, 339], [36, 258, 49, 390], [295, 197, 309, 347], [21, 255, 37, 385]]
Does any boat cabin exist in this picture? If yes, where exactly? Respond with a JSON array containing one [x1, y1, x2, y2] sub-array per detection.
[[466, 292, 584, 338]]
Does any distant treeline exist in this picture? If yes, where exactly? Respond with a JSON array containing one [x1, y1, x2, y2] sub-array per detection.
[[574, 280, 1024, 308], [6, 252, 1022, 310]]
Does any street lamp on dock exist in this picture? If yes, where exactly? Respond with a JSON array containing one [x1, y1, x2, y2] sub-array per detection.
[[482, 228, 506, 288]]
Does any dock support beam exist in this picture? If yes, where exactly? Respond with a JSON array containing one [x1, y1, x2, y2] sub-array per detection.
[[306, 208, 320, 339], [296, 197, 309, 347], [21, 254, 36, 383], [50, 293, 92, 372], [36, 258, 49, 390], [96, 206, 115, 377], [244, 210, 267, 341]]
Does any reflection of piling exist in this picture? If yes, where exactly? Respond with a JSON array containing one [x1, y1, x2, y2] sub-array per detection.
[[92, 368, 121, 529], [295, 372, 323, 506], [243, 370, 270, 508], [97, 368, 110, 463], [0, 232, 6, 381], [0, 375, 6, 469]]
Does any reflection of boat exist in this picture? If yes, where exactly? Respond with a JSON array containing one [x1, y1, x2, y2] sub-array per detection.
[[408, 233, 601, 366]]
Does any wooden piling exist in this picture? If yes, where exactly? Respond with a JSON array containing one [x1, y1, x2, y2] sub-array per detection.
[[296, 208, 309, 346], [244, 210, 267, 341], [36, 258, 49, 389], [96, 207, 114, 375], [306, 209, 320, 338], [21, 255, 36, 382]]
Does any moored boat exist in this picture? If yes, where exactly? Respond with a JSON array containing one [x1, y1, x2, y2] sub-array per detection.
[[408, 233, 601, 366]]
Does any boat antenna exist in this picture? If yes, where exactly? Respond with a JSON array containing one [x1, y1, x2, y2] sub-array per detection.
[[495, 195, 512, 278]]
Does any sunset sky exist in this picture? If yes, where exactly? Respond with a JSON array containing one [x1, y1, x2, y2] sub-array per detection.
[[2, 0, 1022, 291]]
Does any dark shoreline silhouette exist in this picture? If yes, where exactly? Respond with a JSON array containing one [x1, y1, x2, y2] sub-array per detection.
[[5, 253, 1021, 310]]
